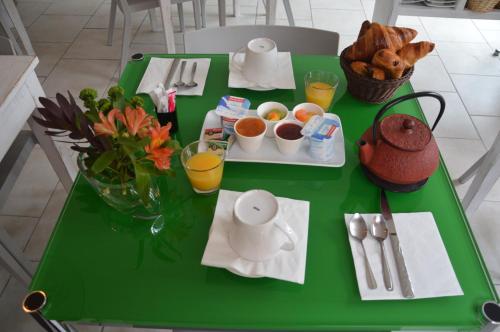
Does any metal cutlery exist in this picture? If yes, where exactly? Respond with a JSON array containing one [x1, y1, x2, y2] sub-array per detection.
[[164, 58, 181, 89], [380, 190, 415, 298], [371, 215, 393, 291], [185, 62, 198, 88], [174, 60, 187, 87], [349, 213, 377, 289]]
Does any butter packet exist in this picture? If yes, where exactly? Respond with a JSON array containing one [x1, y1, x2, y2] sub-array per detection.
[[204, 127, 225, 141], [206, 137, 234, 155], [301, 114, 341, 161]]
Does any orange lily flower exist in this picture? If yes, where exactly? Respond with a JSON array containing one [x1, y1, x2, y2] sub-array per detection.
[[118, 107, 152, 136], [146, 147, 174, 170], [94, 108, 120, 136], [148, 120, 172, 150]]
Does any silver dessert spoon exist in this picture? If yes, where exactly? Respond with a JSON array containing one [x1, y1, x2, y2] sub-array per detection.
[[174, 61, 186, 87], [349, 213, 377, 289], [185, 62, 198, 88], [371, 215, 393, 291]]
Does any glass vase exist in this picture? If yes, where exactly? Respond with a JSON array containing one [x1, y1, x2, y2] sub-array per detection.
[[77, 153, 161, 220]]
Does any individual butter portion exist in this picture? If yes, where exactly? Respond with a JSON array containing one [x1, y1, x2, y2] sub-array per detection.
[[301, 114, 340, 161]]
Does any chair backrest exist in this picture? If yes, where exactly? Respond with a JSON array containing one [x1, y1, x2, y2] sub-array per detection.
[[184, 25, 339, 55]]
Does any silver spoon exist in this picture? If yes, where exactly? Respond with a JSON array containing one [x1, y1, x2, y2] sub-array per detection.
[[371, 215, 393, 291], [349, 213, 377, 289], [185, 62, 198, 88], [174, 61, 186, 87]]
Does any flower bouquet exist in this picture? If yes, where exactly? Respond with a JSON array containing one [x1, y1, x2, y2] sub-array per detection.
[[33, 86, 180, 218]]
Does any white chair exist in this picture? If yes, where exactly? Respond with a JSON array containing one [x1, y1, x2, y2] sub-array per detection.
[[108, 0, 203, 73], [214, 0, 295, 27], [0, 0, 34, 55], [184, 25, 339, 55], [456, 131, 500, 218]]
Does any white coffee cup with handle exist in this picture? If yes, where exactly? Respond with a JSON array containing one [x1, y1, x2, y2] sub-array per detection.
[[228, 190, 298, 262], [232, 38, 278, 86]]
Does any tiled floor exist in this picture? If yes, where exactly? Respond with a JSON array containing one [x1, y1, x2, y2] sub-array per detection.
[[1, 0, 500, 331]]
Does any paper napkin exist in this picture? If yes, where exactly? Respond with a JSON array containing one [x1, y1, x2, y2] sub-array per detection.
[[228, 52, 296, 90], [345, 213, 463, 300], [136, 57, 211, 96], [202, 190, 310, 284]]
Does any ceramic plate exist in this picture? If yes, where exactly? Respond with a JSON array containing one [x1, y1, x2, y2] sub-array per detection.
[[199, 110, 346, 168]]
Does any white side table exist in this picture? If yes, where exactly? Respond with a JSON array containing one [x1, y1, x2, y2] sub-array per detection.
[[0, 55, 73, 286]]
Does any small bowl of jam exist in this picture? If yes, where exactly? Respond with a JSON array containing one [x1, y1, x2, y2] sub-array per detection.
[[273, 120, 304, 155]]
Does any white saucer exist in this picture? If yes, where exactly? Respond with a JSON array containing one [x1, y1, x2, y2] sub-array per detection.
[[228, 52, 296, 90]]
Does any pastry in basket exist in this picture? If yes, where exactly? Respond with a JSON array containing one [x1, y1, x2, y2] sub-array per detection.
[[371, 49, 405, 79], [350, 61, 386, 80], [397, 41, 435, 69], [345, 22, 417, 61]]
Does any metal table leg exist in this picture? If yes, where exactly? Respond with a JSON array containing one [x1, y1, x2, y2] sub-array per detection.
[[23, 291, 77, 332], [480, 301, 500, 332]]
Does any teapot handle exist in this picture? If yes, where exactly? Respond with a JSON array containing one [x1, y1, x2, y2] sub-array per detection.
[[372, 91, 446, 142]]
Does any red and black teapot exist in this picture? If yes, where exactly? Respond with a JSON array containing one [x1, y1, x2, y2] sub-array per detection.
[[358, 91, 445, 192]]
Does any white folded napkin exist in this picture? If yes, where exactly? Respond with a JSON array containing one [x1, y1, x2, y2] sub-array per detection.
[[344, 213, 463, 300], [202, 190, 310, 284], [228, 52, 296, 90], [136, 57, 210, 96]]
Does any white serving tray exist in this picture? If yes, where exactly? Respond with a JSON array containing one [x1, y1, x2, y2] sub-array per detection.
[[199, 110, 346, 167]]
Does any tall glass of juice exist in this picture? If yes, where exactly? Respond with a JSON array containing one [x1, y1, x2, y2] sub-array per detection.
[[304, 71, 339, 111], [181, 140, 226, 194]]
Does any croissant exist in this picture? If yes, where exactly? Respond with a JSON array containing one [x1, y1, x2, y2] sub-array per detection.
[[357, 20, 372, 39], [397, 41, 435, 68], [345, 22, 417, 61], [371, 49, 405, 79], [350, 61, 386, 80]]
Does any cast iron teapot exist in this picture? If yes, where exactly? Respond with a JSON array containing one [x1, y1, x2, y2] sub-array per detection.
[[358, 91, 445, 192]]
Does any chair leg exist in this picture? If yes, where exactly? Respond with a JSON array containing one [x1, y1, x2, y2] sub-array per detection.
[[177, 3, 184, 32], [0, 7, 22, 54], [265, 0, 277, 25], [159, 0, 176, 53], [232, 0, 239, 17], [462, 131, 500, 218], [107, 0, 117, 46], [193, 0, 202, 30], [201, 0, 207, 27], [283, 0, 295, 26], [218, 0, 226, 26], [120, 10, 132, 74], [2, 0, 34, 55], [149, 8, 162, 31]]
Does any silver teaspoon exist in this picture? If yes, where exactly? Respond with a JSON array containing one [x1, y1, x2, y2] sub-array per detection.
[[349, 213, 377, 289], [174, 61, 186, 87], [185, 62, 198, 88], [371, 215, 393, 291]]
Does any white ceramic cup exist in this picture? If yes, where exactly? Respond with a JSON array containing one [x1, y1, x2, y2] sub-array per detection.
[[256, 101, 289, 138], [229, 190, 298, 262], [274, 120, 305, 155], [234, 116, 267, 153], [232, 38, 278, 85], [292, 102, 324, 124]]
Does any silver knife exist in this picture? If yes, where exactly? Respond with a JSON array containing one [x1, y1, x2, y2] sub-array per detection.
[[380, 190, 415, 298], [164, 58, 181, 89]]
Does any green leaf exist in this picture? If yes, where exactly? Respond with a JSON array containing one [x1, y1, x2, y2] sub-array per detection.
[[91, 150, 117, 174], [134, 162, 151, 206], [117, 136, 150, 152]]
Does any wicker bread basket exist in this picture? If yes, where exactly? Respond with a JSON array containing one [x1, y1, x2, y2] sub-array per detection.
[[467, 0, 500, 12], [340, 48, 414, 104]]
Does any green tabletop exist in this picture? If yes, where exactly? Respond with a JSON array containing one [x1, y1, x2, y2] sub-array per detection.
[[30, 54, 498, 331]]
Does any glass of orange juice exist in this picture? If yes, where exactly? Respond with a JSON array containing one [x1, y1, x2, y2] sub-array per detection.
[[181, 140, 226, 194], [304, 71, 339, 111]]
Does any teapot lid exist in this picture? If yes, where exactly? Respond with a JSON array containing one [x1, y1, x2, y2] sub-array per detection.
[[380, 114, 431, 152]]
